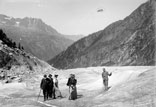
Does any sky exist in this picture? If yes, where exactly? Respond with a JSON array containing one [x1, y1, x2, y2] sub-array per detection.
[[0, 0, 147, 36]]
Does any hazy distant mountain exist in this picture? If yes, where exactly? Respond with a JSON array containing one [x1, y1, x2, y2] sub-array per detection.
[[63, 34, 84, 41], [49, 0, 155, 69], [0, 14, 73, 61]]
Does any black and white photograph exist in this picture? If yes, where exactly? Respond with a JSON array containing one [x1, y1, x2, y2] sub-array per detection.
[[0, 0, 155, 107]]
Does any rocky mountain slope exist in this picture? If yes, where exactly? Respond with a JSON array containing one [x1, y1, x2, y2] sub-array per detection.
[[49, 0, 155, 69], [0, 14, 73, 61], [0, 29, 54, 81]]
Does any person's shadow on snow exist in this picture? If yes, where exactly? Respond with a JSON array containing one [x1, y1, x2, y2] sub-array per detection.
[[77, 94, 83, 99], [105, 86, 111, 91]]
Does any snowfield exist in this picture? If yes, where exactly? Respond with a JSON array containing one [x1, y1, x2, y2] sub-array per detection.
[[0, 66, 155, 107]]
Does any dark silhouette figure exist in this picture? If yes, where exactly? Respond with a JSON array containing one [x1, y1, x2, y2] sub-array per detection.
[[40, 74, 49, 101], [47, 74, 55, 99]]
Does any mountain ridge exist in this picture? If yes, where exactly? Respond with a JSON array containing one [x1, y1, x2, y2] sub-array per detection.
[[0, 14, 59, 34], [0, 14, 73, 61], [49, 0, 155, 69]]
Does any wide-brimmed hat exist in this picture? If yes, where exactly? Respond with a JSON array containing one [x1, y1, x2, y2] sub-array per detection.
[[54, 74, 58, 77]]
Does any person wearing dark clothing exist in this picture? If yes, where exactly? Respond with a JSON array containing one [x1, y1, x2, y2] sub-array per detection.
[[67, 74, 77, 100], [102, 68, 112, 90], [67, 74, 72, 93], [40, 74, 48, 101], [47, 74, 55, 99]]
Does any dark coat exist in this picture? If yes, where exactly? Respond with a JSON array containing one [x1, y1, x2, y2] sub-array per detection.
[[67, 78, 77, 86], [47, 77, 54, 88], [40, 78, 48, 90]]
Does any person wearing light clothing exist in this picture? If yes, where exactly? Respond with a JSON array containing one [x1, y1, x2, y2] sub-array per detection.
[[53, 74, 63, 98], [102, 68, 112, 90]]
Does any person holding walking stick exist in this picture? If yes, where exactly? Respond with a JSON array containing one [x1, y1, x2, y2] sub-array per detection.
[[37, 89, 41, 101], [40, 74, 49, 101]]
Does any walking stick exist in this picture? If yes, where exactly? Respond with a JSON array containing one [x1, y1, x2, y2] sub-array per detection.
[[37, 89, 41, 101]]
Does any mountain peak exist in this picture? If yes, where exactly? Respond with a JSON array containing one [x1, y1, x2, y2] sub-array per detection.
[[0, 14, 59, 35], [49, 0, 155, 69], [0, 14, 73, 61]]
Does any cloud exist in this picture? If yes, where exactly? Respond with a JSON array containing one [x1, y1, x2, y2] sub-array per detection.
[[2, 0, 46, 8], [5, 0, 41, 3], [37, 3, 45, 7]]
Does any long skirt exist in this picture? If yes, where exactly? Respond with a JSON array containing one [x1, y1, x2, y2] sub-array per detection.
[[54, 87, 62, 97], [69, 86, 77, 100]]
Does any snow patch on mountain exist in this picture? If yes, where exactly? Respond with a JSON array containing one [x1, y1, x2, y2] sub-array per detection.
[[15, 21, 20, 26], [4, 17, 12, 20]]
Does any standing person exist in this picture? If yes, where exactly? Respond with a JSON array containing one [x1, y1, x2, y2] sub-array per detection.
[[47, 74, 55, 99], [102, 68, 112, 90], [67, 74, 77, 100], [40, 74, 48, 101], [53, 74, 63, 98], [67, 74, 73, 93]]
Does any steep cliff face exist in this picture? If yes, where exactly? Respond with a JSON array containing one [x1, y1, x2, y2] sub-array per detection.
[[0, 15, 73, 61], [49, 0, 155, 69]]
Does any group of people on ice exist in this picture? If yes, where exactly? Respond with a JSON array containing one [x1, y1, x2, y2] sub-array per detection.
[[40, 68, 111, 101], [40, 74, 63, 101], [40, 73, 77, 101]]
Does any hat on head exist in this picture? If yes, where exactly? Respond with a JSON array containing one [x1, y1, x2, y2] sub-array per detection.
[[44, 74, 47, 78], [54, 74, 58, 77], [69, 74, 73, 77], [103, 68, 106, 71], [48, 74, 52, 77], [71, 74, 75, 78]]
